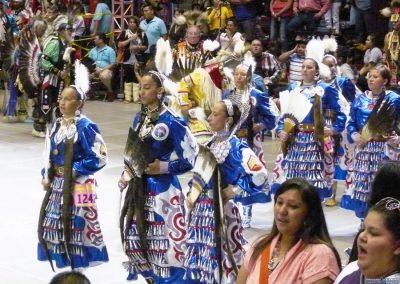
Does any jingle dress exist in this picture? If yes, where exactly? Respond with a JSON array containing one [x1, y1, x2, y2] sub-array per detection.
[[123, 107, 198, 283], [272, 82, 346, 200], [223, 87, 278, 226], [37, 115, 109, 269], [340, 90, 400, 218], [223, 87, 278, 166], [184, 136, 270, 283], [330, 76, 356, 181]]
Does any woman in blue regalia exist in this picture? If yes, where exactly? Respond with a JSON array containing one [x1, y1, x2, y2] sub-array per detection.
[[340, 65, 400, 219], [37, 62, 109, 270], [184, 100, 270, 283], [118, 71, 198, 283], [271, 54, 346, 201], [321, 54, 357, 206], [223, 63, 278, 228]]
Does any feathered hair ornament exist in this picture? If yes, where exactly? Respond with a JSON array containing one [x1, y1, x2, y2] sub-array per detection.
[[236, 50, 256, 79], [52, 14, 68, 32], [173, 14, 187, 26], [183, 10, 209, 27], [71, 60, 90, 100], [18, 23, 42, 94], [155, 37, 173, 76], [322, 35, 340, 76], [306, 37, 331, 80], [203, 39, 220, 52], [323, 35, 338, 55], [381, 0, 400, 20]]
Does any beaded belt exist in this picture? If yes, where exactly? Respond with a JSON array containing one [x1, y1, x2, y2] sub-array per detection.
[[236, 128, 248, 138], [297, 123, 314, 132], [54, 165, 64, 176]]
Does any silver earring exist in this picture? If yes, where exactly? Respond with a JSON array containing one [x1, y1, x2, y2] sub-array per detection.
[[157, 93, 162, 100], [225, 122, 230, 132], [75, 109, 81, 116]]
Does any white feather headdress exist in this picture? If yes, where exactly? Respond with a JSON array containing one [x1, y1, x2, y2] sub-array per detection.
[[155, 37, 173, 76], [71, 60, 90, 100], [306, 37, 331, 80]]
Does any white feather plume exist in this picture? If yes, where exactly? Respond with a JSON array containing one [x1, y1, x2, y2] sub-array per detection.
[[161, 75, 178, 97], [279, 89, 312, 122], [174, 14, 187, 26], [306, 38, 325, 62], [203, 39, 220, 52], [306, 38, 332, 80], [155, 37, 173, 76], [380, 7, 392, 17], [233, 38, 246, 55], [242, 50, 256, 73], [73, 60, 90, 100], [62, 47, 73, 63], [323, 36, 338, 54]]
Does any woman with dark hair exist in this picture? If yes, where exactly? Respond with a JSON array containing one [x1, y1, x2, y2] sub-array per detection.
[[223, 63, 278, 228], [37, 66, 109, 270], [184, 100, 270, 283], [360, 35, 383, 77], [369, 160, 400, 206], [237, 178, 341, 283], [357, 34, 384, 92], [118, 72, 198, 283], [272, 54, 346, 201], [117, 16, 148, 103], [340, 65, 400, 219], [218, 18, 243, 53], [346, 160, 400, 263], [335, 197, 400, 283]]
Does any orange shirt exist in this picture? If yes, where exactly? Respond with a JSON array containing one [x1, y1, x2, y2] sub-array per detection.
[[243, 234, 340, 284]]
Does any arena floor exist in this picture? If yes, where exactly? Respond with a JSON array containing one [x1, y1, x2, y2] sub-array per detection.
[[0, 93, 360, 283]]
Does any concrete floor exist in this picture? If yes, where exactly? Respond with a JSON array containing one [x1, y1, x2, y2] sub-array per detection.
[[0, 94, 360, 283]]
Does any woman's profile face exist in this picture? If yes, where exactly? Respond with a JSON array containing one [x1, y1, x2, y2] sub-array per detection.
[[208, 102, 228, 132], [233, 66, 248, 90], [139, 75, 161, 106], [357, 211, 400, 278], [59, 88, 81, 118], [274, 189, 308, 237]]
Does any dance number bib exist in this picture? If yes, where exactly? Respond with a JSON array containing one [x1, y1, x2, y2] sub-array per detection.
[[73, 183, 96, 207]]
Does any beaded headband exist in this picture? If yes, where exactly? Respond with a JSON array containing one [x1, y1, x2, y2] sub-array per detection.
[[148, 70, 163, 86], [378, 197, 400, 211], [222, 99, 234, 117]]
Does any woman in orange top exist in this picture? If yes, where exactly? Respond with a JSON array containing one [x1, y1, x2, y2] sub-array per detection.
[[237, 178, 341, 284]]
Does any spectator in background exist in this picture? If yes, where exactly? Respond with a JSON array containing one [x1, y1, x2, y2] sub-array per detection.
[[269, 0, 294, 53], [337, 46, 357, 85], [139, 2, 167, 60], [229, 0, 257, 42], [335, 197, 400, 284], [49, 271, 90, 284], [278, 34, 306, 84], [324, 0, 342, 34], [89, 33, 116, 101], [218, 18, 243, 52], [353, 0, 389, 45], [207, 0, 233, 40], [89, 0, 112, 36], [286, 0, 331, 45], [168, 9, 187, 47], [69, 2, 85, 38], [359, 34, 383, 77], [251, 39, 282, 95], [117, 16, 148, 103]]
